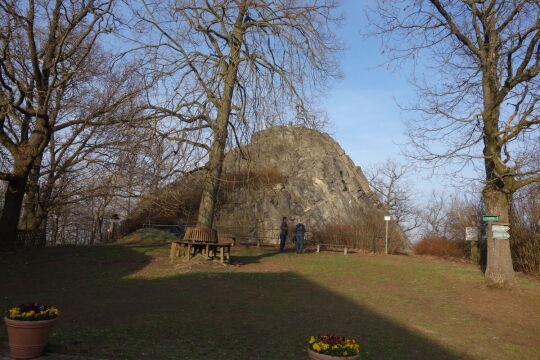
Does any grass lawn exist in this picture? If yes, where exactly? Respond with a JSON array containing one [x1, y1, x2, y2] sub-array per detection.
[[1, 229, 539, 360]]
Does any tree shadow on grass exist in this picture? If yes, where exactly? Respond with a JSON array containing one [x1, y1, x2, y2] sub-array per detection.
[[1, 245, 471, 360], [232, 246, 362, 266], [232, 247, 284, 265]]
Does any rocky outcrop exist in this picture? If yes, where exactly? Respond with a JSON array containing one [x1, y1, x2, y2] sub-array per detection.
[[216, 126, 388, 242]]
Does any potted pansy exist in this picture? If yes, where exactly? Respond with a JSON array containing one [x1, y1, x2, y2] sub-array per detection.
[[307, 335, 360, 360], [4, 303, 60, 359]]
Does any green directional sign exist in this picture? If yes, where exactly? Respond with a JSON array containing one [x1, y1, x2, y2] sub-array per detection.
[[482, 215, 499, 221]]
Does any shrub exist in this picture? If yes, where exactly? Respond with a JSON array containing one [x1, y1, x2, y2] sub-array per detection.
[[120, 167, 284, 237], [507, 183, 540, 274], [311, 211, 406, 253], [413, 234, 466, 258], [221, 166, 284, 191]]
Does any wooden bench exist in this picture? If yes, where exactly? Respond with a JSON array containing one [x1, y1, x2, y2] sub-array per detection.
[[170, 240, 232, 264], [315, 243, 349, 255], [183, 227, 217, 243], [170, 227, 231, 264]]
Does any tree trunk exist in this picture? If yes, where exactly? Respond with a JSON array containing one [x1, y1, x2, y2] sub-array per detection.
[[480, 30, 516, 286], [196, 107, 231, 229], [195, 13, 245, 229], [51, 215, 59, 246], [0, 174, 29, 250], [20, 155, 44, 231], [483, 186, 515, 286]]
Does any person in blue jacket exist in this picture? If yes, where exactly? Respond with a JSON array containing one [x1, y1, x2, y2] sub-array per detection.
[[295, 222, 306, 254]]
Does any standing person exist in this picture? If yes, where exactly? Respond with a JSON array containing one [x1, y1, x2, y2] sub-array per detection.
[[295, 222, 306, 254], [279, 216, 288, 252]]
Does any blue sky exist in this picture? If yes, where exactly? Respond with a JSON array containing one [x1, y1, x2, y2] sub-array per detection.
[[323, 1, 457, 200]]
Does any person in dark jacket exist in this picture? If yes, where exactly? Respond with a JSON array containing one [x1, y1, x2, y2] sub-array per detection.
[[279, 216, 288, 252], [295, 222, 306, 254]]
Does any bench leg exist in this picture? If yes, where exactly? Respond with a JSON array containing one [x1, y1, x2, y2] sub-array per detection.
[[316, 244, 320, 253], [344, 246, 348, 255], [220, 247, 224, 264], [170, 242, 178, 261], [187, 243, 191, 261], [205, 244, 210, 259]]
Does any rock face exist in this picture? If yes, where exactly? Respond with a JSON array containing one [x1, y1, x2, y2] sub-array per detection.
[[216, 126, 387, 243]]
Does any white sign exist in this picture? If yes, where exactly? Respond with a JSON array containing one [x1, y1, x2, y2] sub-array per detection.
[[492, 225, 510, 240], [465, 227, 479, 241], [384, 216, 391, 221]]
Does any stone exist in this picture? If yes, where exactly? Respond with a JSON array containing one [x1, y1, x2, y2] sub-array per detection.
[[215, 126, 392, 244]]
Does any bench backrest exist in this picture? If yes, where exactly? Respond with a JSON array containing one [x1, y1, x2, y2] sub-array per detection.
[[183, 227, 218, 244]]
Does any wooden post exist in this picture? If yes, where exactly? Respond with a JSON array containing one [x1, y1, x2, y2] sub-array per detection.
[[220, 247, 224, 264], [205, 244, 210, 259], [187, 243, 191, 261], [344, 246, 348, 255], [316, 244, 320, 253], [470, 240, 479, 263]]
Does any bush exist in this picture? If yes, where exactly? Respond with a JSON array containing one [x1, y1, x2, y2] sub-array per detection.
[[413, 234, 466, 258], [119, 167, 285, 237], [311, 211, 406, 253], [510, 185, 540, 274], [221, 166, 284, 191]]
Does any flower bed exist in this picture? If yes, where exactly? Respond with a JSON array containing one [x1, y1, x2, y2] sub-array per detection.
[[308, 335, 360, 357]]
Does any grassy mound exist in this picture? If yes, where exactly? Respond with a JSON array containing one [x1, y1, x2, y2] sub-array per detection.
[[115, 228, 179, 246]]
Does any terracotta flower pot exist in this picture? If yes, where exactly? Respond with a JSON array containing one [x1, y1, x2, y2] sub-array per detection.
[[4, 316, 57, 359], [308, 348, 360, 360]]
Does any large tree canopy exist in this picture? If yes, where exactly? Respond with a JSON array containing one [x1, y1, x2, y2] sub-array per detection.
[[368, 0, 539, 286], [0, 0, 147, 249], [134, 0, 342, 228]]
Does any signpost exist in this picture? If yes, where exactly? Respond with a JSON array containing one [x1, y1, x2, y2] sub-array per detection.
[[465, 227, 479, 241], [465, 226, 479, 263], [481, 215, 510, 264], [108, 214, 121, 241], [492, 224, 510, 239], [384, 216, 391, 254]]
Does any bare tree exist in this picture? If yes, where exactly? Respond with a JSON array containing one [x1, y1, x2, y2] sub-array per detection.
[[133, 0, 342, 229], [0, 0, 152, 249], [366, 159, 421, 241], [368, 1, 540, 286], [24, 113, 196, 245], [420, 191, 450, 237]]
